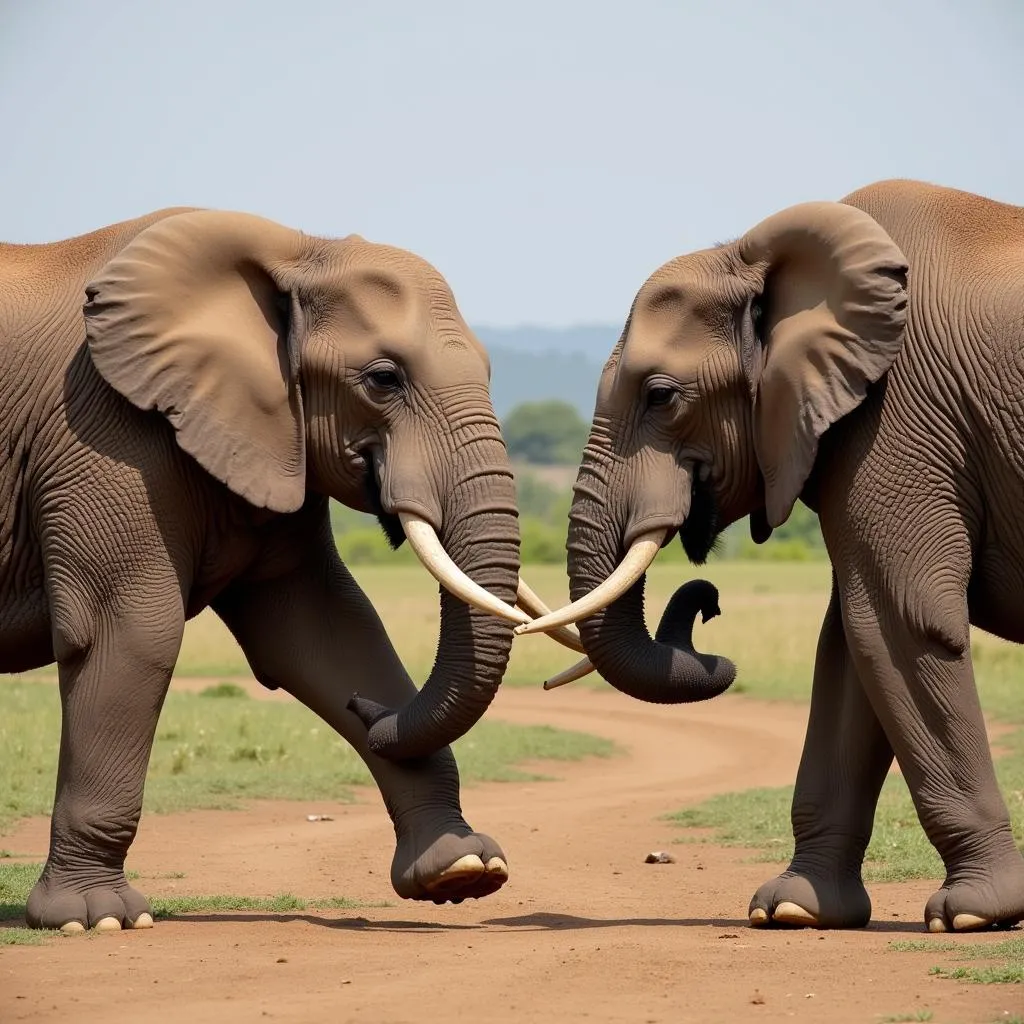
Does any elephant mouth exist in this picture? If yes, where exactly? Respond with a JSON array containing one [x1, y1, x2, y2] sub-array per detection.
[[678, 467, 721, 566], [363, 460, 406, 550]]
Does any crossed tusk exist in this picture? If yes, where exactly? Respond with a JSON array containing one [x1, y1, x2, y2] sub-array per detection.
[[399, 513, 605, 695], [515, 579, 586, 654], [514, 529, 668, 637], [400, 512, 531, 625], [400, 513, 604, 653]]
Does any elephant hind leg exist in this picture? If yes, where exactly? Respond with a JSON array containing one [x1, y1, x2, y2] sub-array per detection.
[[840, 531, 1024, 933], [26, 573, 183, 932], [749, 577, 893, 930]]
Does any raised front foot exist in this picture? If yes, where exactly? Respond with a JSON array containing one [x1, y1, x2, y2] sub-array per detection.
[[391, 819, 509, 905], [748, 868, 872, 929], [26, 865, 154, 933], [924, 853, 1024, 932]]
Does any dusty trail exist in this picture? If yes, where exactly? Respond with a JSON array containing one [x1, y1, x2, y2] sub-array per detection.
[[2, 683, 1019, 1023]]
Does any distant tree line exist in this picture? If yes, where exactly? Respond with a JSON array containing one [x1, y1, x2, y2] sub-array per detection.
[[331, 398, 827, 565]]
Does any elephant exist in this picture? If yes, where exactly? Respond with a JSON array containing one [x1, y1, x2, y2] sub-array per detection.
[[0, 207, 580, 933], [520, 179, 1024, 933]]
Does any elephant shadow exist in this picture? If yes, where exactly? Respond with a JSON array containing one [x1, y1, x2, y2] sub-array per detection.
[[150, 909, 936, 935], [484, 911, 936, 934]]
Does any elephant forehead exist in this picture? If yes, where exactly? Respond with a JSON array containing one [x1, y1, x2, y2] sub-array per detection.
[[308, 240, 486, 370]]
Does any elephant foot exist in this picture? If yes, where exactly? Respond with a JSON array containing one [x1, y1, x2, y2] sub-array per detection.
[[25, 865, 154, 933], [924, 855, 1024, 933], [391, 817, 509, 905], [748, 868, 872, 930]]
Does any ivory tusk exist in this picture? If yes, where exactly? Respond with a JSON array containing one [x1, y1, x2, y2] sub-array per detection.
[[542, 656, 597, 690], [513, 529, 668, 636], [515, 579, 586, 654], [400, 512, 531, 626]]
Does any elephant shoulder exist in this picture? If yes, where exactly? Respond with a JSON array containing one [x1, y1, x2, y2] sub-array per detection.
[[841, 180, 1024, 271], [0, 208, 203, 285]]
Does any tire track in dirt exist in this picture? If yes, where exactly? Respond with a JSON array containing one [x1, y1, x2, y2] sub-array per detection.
[[2, 682, 1019, 1023]]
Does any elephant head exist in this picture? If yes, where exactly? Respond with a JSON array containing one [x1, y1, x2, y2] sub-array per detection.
[[520, 200, 909, 702], [81, 208, 565, 758]]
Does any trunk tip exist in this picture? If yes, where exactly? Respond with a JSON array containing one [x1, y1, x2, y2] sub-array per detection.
[[347, 693, 393, 730]]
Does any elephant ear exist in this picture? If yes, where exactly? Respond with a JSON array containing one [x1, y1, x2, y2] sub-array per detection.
[[84, 210, 309, 513], [738, 202, 909, 528]]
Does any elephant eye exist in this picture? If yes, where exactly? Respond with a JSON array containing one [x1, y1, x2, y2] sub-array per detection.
[[647, 386, 675, 408], [749, 297, 765, 341], [367, 369, 401, 391]]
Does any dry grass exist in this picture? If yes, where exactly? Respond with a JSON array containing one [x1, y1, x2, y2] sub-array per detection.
[[18, 558, 1024, 714], [167, 560, 834, 694]]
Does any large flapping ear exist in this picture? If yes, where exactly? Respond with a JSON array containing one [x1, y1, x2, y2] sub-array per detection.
[[738, 201, 909, 528], [84, 211, 309, 513]]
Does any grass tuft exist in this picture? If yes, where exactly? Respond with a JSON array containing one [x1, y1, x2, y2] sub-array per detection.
[[892, 934, 1024, 985]]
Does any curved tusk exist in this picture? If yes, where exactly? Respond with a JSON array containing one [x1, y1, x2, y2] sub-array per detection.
[[516, 579, 586, 654], [542, 656, 597, 690], [514, 529, 667, 636], [400, 512, 530, 626]]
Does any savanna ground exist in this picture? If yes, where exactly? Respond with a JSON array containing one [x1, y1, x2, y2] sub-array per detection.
[[1, 561, 1022, 1023]]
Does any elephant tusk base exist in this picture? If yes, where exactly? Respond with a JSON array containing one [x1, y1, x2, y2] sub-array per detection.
[[401, 512, 531, 626]]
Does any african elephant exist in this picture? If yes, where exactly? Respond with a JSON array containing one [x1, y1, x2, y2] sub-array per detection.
[[0, 207, 578, 933], [521, 180, 1024, 933]]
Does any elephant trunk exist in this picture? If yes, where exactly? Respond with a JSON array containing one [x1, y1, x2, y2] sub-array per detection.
[[567, 464, 736, 704], [348, 430, 519, 760]]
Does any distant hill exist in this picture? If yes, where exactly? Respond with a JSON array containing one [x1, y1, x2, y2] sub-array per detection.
[[473, 324, 619, 418]]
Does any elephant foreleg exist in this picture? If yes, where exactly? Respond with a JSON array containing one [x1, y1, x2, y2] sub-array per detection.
[[749, 575, 893, 929], [212, 526, 508, 904], [26, 576, 183, 932]]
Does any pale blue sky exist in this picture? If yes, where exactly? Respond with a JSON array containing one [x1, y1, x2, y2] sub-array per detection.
[[2, 0, 1022, 326]]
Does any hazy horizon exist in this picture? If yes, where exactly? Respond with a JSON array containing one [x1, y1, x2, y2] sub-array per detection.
[[3, 1, 1022, 327]]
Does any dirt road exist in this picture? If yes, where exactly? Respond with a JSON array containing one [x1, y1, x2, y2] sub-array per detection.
[[2, 684, 1020, 1023]]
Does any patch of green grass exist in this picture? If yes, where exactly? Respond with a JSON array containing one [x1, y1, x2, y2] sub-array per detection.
[[929, 963, 1024, 984], [1, 926, 56, 945], [0, 680, 617, 833], [666, 728, 1024, 882], [888, 939, 957, 953], [0, 862, 41, 921], [151, 892, 378, 916], [892, 935, 1024, 985], [880, 1012, 933, 1023]]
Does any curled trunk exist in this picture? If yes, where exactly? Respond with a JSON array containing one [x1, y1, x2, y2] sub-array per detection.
[[568, 485, 735, 703], [348, 432, 519, 760]]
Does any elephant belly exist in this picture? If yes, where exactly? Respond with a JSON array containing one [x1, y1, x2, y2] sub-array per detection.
[[0, 582, 53, 672], [968, 547, 1024, 644]]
